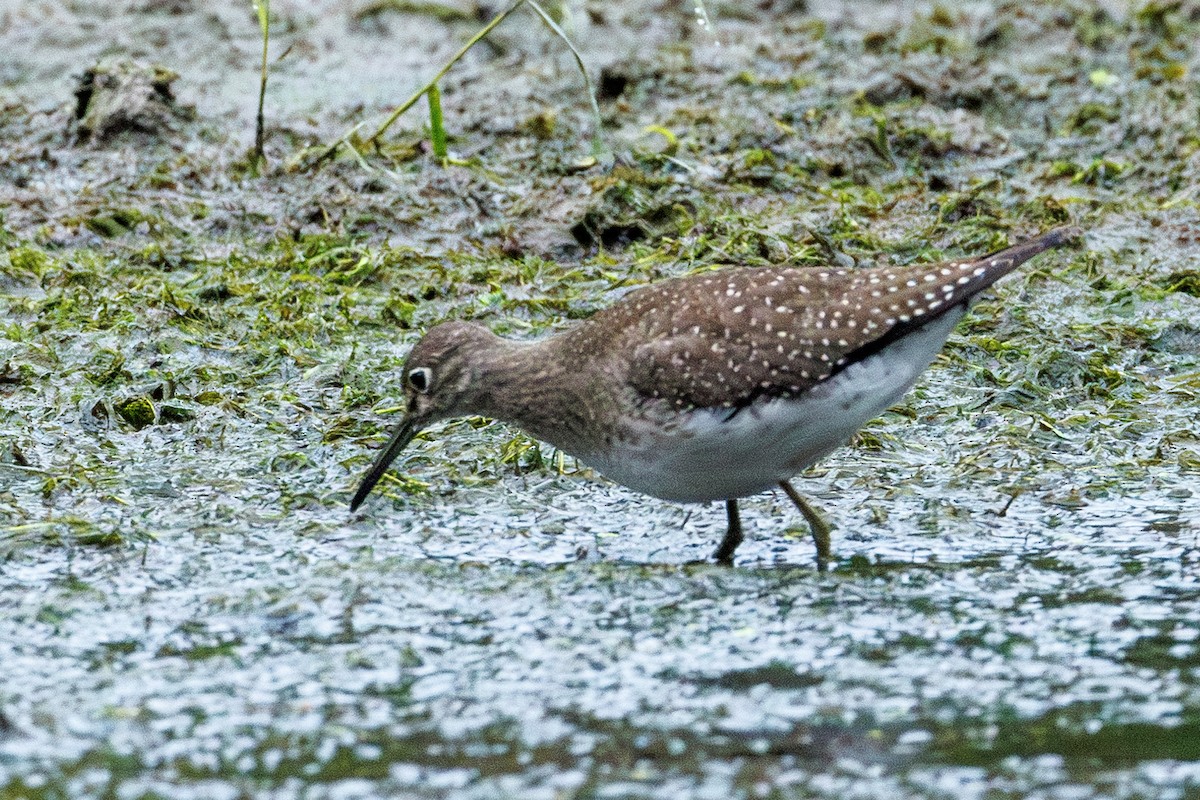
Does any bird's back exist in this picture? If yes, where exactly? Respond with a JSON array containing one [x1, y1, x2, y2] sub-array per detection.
[[566, 227, 1078, 413]]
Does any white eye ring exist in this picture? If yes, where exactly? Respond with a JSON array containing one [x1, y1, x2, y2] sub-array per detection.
[[407, 367, 432, 393]]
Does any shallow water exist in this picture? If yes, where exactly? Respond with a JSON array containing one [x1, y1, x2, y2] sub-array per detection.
[[3, 396, 1199, 798]]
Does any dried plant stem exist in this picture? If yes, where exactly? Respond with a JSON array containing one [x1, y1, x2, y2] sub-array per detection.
[[252, 0, 270, 174], [524, 0, 605, 157]]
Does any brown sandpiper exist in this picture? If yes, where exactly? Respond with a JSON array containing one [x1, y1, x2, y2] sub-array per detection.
[[350, 226, 1079, 564]]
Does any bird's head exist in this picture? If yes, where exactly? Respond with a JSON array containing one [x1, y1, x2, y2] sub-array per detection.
[[349, 320, 499, 511]]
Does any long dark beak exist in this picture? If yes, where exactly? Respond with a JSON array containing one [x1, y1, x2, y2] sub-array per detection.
[[349, 416, 419, 512]]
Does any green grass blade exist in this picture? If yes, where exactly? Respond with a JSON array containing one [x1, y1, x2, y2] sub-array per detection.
[[360, 0, 524, 151], [427, 83, 448, 162]]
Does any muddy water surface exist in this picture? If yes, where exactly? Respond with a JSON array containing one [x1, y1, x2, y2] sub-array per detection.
[[2, 1, 1200, 798]]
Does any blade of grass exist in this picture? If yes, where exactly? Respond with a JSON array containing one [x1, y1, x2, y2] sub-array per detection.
[[427, 82, 448, 162], [363, 0, 523, 149], [252, 0, 270, 175], [523, 0, 606, 158], [307, 0, 522, 169], [308, 0, 606, 169]]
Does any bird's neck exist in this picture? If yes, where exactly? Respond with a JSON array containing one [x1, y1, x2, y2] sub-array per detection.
[[468, 334, 608, 456]]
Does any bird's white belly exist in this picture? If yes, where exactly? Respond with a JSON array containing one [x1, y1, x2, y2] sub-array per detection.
[[581, 309, 965, 503]]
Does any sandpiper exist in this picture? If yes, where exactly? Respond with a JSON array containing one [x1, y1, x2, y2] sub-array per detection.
[[350, 226, 1079, 564]]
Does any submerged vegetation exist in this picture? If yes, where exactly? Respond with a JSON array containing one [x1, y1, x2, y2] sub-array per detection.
[[0, 0, 1199, 798]]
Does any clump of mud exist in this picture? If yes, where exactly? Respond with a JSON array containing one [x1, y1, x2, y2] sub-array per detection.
[[72, 57, 194, 142], [571, 167, 697, 248]]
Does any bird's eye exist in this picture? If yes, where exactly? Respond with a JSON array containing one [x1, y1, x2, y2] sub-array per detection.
[[407, 367, 432, 393]]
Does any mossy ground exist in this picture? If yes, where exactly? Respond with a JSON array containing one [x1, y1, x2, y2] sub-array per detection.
[[1, 1, 1199, 798]]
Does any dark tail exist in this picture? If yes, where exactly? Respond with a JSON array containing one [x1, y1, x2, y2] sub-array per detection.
[[832, 225, 1082, 378], [924, 225, 1083, 313], [974, 225, 1082, 286]]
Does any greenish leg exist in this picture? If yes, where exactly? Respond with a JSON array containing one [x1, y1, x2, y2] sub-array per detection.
[[779, 480, 832, 569]]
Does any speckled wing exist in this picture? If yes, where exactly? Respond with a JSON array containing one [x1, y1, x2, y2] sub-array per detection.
[[623, 267, 866, 410], [623, 227, 1079, 411]]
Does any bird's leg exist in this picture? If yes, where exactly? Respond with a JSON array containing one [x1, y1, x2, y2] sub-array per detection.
[[712, 499, 743, 564], [779, 480, 832, 570]]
